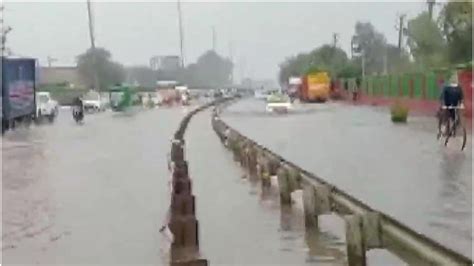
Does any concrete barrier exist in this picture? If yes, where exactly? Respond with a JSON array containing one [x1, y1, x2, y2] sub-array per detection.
[[166, 98, 232, 266], [211, 101, 472, 266]]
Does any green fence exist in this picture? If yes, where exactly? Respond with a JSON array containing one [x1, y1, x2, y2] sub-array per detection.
[[351, 70, 453, 100]]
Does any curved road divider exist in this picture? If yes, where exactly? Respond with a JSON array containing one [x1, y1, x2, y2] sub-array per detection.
[[166, 98, 232, 266], [211, 101, 472, 266]]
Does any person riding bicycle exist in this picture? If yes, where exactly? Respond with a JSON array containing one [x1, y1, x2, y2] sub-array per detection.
[[438, 74, 464, 135], [440, 75, 464, 119]]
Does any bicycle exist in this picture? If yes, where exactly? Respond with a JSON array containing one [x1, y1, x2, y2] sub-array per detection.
[[437, 105, 467, 151]]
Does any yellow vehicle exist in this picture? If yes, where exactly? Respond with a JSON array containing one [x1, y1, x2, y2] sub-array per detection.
[[300, 72, 330, 102]]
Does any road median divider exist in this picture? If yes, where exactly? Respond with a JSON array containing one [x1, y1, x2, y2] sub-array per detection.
[[165, 98, 232, 266]]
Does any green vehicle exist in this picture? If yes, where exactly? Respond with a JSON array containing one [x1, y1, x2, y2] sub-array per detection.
[[109, 85, 133, 112]]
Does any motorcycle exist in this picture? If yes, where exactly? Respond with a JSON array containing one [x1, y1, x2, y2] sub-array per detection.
[[72, 106, 84, 123]]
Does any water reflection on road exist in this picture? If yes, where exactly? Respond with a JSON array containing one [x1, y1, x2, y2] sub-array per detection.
[[2, 100, 471, 265], [222, 99, 472, 259], [2, 108, 183, 264]]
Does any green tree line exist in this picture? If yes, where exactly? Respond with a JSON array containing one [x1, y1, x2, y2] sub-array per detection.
[[77, 48, 233, 89], [279, 0, 472, 85]]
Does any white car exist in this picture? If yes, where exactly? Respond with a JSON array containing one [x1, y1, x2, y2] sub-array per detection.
[[265, 94, 292, 113], [83, 90, 106, 112], [36, 92, 58, 122]]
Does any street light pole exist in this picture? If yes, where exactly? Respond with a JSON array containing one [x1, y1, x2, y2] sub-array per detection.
[[177, 0, 185, 68], [87, 0, 96, 50], [86, 0, 99, 90]]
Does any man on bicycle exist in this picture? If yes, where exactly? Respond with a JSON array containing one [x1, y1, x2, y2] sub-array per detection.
[[438, 74, 464, 135]]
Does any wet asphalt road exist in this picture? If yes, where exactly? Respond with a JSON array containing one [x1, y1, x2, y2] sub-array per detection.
[[222, 98, 473, 259], [2, 107, 185, 264], [2, 99, 472, 265]]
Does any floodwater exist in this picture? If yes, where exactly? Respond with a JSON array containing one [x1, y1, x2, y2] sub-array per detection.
[[222, 98, 473, 259], [2, 99, 471, 265], [2, 104, 350, 265], [2, 107, 184, 264]]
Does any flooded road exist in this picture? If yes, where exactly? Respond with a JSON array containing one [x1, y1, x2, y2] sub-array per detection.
[[3, 105, 351, 265], [187, 110, 349, 265], [222, 98, 473, 259], [2, 107, 184, 264], [2, 100, 471, 265]]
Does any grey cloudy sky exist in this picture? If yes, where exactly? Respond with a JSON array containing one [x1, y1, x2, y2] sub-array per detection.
[[5, 1, 428, 82]]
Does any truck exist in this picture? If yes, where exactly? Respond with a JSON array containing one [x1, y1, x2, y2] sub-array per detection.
[[287, 77, 302, 101], [1, 57, 37, 133], [299, 72, 330, 103]]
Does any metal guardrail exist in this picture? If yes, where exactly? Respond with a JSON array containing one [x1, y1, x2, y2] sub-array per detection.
[[210, 103, 472, 266]]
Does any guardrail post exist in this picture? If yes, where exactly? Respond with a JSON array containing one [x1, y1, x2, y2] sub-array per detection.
[[314, 185, 331, 215], [259, 158, 272, 188], [303, 185, 318, 228], [171, 139, 185, 162], [363, 212, 383, 249], [289, 168, 302, 190], [345, 214, 366, 266], [302, 184, 331, 228], [247, 146, 258, 178], [277, 166, 291, 205]]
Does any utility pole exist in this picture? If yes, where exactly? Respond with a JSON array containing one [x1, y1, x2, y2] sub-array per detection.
[[177, 0, 185, 68], [427, 0, 436, 20], [212, 26, 216, 51], [47, 56, 57, 67], [228, 40, 234, 84], [332, 33, 339, 48], [397, 14, 406, 52], [86, 0, 99, 90], [87, 0, 96, 50]]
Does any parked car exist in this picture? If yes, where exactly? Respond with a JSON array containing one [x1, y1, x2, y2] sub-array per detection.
[[36, 91, 58, 122]]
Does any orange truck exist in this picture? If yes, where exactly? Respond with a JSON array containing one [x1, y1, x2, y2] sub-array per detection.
[[299, 72, 331, 102]]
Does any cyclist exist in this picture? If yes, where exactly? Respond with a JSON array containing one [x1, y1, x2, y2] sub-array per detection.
[[438, 74, 464, 135]]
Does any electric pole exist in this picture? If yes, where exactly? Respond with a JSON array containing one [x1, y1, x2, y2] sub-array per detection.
[[86, 0, 99, 90], [332, 33, 339, 48], [397, 14, 406, 52], [177, 0, 185, 68], [228, 40, 234, 84], [427, 0, 436, 20], [87, 0, 96, 50], [47, 56, 57, 67]]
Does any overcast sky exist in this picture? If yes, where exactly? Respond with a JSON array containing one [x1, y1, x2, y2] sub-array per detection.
[[4, 1, 429, 82]]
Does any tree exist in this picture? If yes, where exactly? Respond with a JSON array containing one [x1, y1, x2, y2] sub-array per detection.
[[439, 0, 472, 63], [278, 45, 350, 85], [76, 47, 125, 90], [353, 22, 388, 74], [406, 12, 448, 68], [126, 66, 157, 88], [386, 44, 415, 73], [179, 50, 233, 87]]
